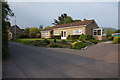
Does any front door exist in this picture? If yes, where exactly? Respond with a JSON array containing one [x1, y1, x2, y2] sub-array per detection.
[[61, 31, 67, 39]]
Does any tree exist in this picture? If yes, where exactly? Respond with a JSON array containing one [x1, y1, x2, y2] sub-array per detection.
[[105, 28, 114, 37], [29, 27, 40, 38], [52, 13, 73, 25], [114, 29, 120, 33], [52, 13, 81, 25], [24, 27, 30, 35], [44, 26, 51, 29], [2, 2, 14, 60], [39, 25, 43, 30], [63, 16, 73, 24]]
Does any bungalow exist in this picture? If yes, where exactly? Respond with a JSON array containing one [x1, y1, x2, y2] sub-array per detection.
[[8, 25, 25, 39], [41, 19, 106, 40]]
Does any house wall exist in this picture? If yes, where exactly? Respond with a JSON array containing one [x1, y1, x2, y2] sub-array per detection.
[[93, 36, 106, 40], [41, 31, 51, 38], [53, 27, 86, 38], [86, 21, 99, 35]]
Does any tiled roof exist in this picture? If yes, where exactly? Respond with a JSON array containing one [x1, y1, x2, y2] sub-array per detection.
[[42, 19, 94, 31]]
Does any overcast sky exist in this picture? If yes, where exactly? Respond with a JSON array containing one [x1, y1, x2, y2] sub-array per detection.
[[8, 2, 118, 29]]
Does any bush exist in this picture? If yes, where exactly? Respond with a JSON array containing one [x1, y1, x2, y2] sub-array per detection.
[[86, 35, 93, 40], [60, 40, 67, 44], [91, 40, 98, 44], [67, 35, 80, 40], [54, 38, 57, 43], [79, 34, 87, 41], [113, 37, 120, 44], [43, 39, 50, 45], [49, 43, 63, 48], [71, 42, 87, 49], [17, 34, 29, 38], [35, 34, 41, 38], [85, 40, 93, 46], [54, 36, 61, 39], [31, 40, 43, 46]]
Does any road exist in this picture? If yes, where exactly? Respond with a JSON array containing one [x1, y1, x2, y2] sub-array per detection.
[[3, 42, 118, 78]]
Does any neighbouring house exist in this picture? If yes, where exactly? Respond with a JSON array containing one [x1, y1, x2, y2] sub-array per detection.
[[8, 30, 12, 40], [112, 33, 120, 37], [8, 25, 25, 39], [41, 19, 106, 40]]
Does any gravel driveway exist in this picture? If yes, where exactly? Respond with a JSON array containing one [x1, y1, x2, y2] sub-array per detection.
[[2, 42, 118, 78]]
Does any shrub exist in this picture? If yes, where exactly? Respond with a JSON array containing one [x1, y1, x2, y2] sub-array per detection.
[[60, 40, 67, 44], [79, 34, 87, 41], [86, 35, 93, 40], [91, 40, 98, 44], [49, 43, 63, 48], [85, 40, 93, 46], [43, 39, 50, 45], [113, 37, 120, 44], [71, 42, 87, 49], [54, 36, 61, 39], [67, 35, 80, 40], [17, 34, 29, 38], [35, 34, 41, 38], [54, 38, 57, 43], [31, 40, 43, 46]]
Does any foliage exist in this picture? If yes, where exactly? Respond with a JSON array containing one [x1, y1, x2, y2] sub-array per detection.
[[52, 13, 82, 25], [43, 39, 50, 45], [31, 40, 44, 46], [24, 27, 30, 35], [54, 38, 57, 43], [113, 37, 120, 44], [54, 36, 61, 39], [29, 27, 40, 38], [114, 29, 120, 33], [52, 13, 73, 25], [72, 19, 81, 22], [2, 2, 14, 60], [79, 34, 87, 41], [84, 40, 93, 46], [49, 43, 63, 48], [44, 26, 51, 29], [39, 25, 43, 30], [35, 34, 40, 38], [63, 16, 73, 24], [86, 35, 93, 40], [105, 28, 114, 38], [67, 35, 79, 40], [90, 40, 98, 44], [60, 40, 67, 44], [17, 34, 29, 38], [71, 42, 87, 49]]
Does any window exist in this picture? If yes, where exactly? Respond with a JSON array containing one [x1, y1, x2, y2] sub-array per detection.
[[42, 32, 49, 36], [54, 31, 59, 35], [93, 29, 101, 35], [73, 29, 82, 35]]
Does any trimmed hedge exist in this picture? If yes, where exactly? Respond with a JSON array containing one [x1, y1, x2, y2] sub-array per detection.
[[54, 36, 61, 39], [67, 35, 80, 40]]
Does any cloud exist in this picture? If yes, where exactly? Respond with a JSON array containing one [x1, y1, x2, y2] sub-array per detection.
[[9, 2, 118, 29]]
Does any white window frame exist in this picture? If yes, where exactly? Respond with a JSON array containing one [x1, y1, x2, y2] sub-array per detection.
[[73, 29, 83, 35], [93, 28, 102, 36], [54, 31, 59, 35]]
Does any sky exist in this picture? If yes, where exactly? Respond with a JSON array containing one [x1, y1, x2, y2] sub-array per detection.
[[8, 2, 118, 29]]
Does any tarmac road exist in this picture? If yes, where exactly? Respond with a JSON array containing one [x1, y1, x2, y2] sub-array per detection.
[[2, 42, 118, 78]]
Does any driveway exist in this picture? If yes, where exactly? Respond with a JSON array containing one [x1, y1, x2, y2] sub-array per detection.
[[2, 42, 118, 78]]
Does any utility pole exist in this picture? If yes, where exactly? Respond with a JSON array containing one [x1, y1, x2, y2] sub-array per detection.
[[14, 15, 16, 39]]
